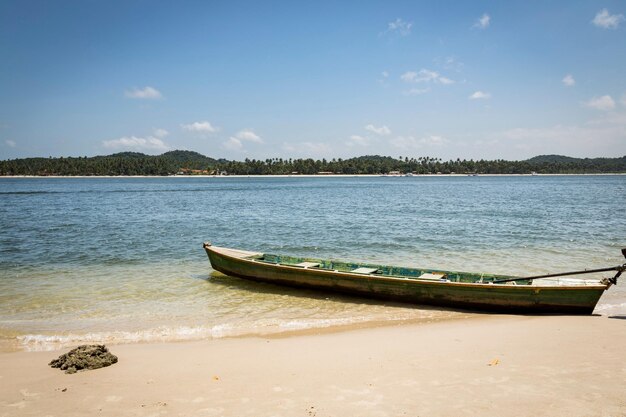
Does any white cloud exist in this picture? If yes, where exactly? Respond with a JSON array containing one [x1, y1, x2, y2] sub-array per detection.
[[412, 112, 626, 160], [153, 128, 169, 138], [381, 71, 389, 78], [390, 135, 449, 149], [621, 94, 626, 107], [592, 9, 624, 29], [495, 116, 626, 157], [5, 139, 16, 148], [102, 136, 169, 152], [235, 129, 263, 143], [473, 13, 490, 29], [124, 86, 163, 99], [586, 110, 626, 126], [181, 121, 218, 133], [347, 135, 369, 146], [403, 88, 430, 96], [401, 69, 454, 84], [469, 91, 491, 100], [586, 95, 616, 111], [562, 74, 575, 87], [365, 124, 391, 136], [400, 71, 417, 82], [436, 56, 464, 72], [386, 18, 412, 36], [222, 129, 263, 152], [223, 137, 243, 151], [415, 69, 439, 82]]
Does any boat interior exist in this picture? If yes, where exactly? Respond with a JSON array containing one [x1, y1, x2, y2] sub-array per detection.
[[249, 253, 531, 285]]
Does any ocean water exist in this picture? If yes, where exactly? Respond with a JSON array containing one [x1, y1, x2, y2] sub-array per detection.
[[1, 175, 625, 351]]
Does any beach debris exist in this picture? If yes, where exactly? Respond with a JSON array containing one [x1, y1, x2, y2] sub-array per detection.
[[49, 344, 118, 374], [488, 358, 500, 366]]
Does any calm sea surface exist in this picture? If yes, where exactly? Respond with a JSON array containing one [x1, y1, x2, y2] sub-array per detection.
[[1, 176, 625, 351]]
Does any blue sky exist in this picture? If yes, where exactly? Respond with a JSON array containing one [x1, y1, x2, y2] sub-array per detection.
[[1, 0, 625, 160]]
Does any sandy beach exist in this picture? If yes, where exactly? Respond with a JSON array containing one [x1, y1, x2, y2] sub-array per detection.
[[1, 314, 625, 417]]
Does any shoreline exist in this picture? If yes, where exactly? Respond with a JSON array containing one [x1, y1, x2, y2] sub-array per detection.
[[1, 172, 626, 179], [2, 314, 625, 416], [0, 311, 478, 354]]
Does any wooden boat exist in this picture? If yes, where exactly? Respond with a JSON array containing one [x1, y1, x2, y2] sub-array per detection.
[[203, 243, 625, 314]]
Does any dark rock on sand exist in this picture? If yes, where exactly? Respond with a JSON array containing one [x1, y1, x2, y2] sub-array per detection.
[[49, 345, 118, 374]]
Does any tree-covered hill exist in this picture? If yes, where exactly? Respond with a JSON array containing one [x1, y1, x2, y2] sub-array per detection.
[[0, 150, 220, 176], [160, 150, 219, 170], [104, 152, 152, 159], [525, 155, 626, 173], [1, 151, 625, 176], [526, 155, 582, 163]]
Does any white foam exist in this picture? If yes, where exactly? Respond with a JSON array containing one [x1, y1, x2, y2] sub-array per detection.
[[15, 324, 240, 352], [14, 315, 400, 351], [11, 309, 465, 352], [279, 317, 368, 331]]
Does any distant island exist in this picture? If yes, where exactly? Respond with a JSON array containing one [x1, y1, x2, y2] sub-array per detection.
[[1, 150, 625, 176]]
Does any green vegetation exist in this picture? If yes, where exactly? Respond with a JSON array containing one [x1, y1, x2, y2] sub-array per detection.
[[1, 151, 625, 176], [0, 151, 219, 176]]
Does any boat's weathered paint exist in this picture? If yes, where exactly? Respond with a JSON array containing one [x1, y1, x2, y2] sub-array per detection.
[[203, 243, 609, 314]]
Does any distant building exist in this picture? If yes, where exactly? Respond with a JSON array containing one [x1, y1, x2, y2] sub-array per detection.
[[178, 168, 210, 175]]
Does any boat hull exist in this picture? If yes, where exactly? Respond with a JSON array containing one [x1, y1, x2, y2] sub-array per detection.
[[204, 245, 607, 314]]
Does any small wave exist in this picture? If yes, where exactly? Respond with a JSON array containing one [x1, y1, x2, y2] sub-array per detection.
[[16, 325, 236, 352], [16, 319, 363, 351], [12, 314, 447, 352], [278, 317, 370, 331]]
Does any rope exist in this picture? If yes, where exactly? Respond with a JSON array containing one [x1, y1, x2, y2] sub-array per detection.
[[492, 263, 626, 284]]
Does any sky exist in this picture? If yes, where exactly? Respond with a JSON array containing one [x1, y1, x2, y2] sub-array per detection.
[[1, 0, 625, 161]]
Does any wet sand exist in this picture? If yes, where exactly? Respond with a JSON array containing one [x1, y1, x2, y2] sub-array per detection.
[[1, 314, 625, 417]]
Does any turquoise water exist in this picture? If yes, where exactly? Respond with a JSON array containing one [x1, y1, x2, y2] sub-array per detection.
[[1, 176, 625, 351]]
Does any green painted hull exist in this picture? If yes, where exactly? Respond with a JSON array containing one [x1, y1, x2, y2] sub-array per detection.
[[204, 244, 608, 314]]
